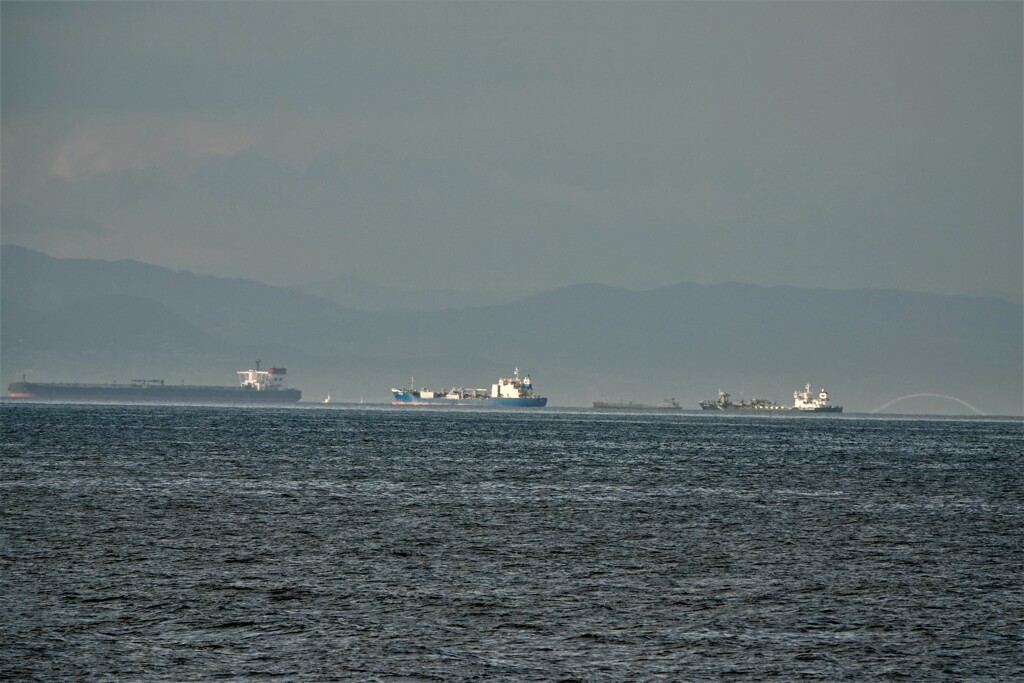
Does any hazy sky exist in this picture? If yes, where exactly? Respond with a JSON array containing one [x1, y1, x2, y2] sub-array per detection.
[[2, 1, 1021, 300]]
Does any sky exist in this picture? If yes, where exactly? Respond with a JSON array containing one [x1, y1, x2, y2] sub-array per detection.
[[2, 1, 1021, 300]]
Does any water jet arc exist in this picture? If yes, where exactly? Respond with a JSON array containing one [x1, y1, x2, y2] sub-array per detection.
[[870, 393, 984, 415]]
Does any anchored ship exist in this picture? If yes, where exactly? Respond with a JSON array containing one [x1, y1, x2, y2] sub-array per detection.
[[6, 362, 302, 404], [699, 384, 842, 413], [791, 383, 842, 412], [698, 391, 788, 412], [391, 368, 547, 407], [593, 397, 682, 411]]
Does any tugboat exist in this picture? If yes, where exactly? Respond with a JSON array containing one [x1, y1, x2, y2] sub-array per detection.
[[391, 368, 547, 407]]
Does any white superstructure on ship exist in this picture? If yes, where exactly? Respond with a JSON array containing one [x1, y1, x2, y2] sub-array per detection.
[[237, 361, 291, 391], [792, 384, 842, 412]]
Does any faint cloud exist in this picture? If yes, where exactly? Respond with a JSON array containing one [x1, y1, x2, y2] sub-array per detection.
[[50, 122, 254, 179], [179, 122, 254, 160]]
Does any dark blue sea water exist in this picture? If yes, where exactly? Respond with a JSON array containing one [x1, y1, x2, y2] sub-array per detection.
[[2, 403, 1022, 681]]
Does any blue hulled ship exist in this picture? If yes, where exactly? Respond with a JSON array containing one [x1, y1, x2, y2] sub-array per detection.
[[391, 368, 547, 407]]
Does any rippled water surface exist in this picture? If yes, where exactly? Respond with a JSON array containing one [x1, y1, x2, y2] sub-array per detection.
[[2, 403, 1022, 680]]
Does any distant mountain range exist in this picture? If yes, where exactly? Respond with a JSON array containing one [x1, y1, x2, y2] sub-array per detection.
[[2, 245, 1021, 415], [295, 275, 537, 312]]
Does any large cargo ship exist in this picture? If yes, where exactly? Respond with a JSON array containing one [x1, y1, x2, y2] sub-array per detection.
[[699, 384, 842, 413], [391, 368, 547, 407], [6, 362, 302, 404], [593, 397, 682, 411]]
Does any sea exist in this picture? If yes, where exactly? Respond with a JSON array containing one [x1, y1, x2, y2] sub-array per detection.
[[2, 402, 1022, 681]]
